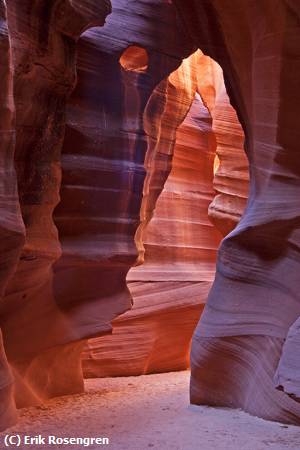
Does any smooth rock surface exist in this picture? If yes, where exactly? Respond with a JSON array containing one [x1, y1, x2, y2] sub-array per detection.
[[53, 0, 193, 341], [0, 0, 299, 432], [83, 51, 223, 377], [0, 0, 111, 430], [0, 0, 24, 429], [196, 54, 249, 236], [173, 0, 300, 424]]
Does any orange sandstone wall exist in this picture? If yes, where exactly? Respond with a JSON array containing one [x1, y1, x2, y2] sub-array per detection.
[[0, 0, 298, 432], [196, 55, 249, 236], [82, 53, 232, 377], [0, 0, 197, 430], [0, 0, 111, 430]]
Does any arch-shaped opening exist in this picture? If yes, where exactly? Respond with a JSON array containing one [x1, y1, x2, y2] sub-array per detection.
[[119, 45, 149, 72]]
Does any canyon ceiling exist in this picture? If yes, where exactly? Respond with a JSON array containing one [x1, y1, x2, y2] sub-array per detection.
[[0, 0, 299, 430]]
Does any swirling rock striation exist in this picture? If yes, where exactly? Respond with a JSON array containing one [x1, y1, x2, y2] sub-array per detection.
[[0, 0, 196, 429], [0, 0, 111, 430], [173, 0, 300, 424], [53, 0, 193, 338], [196, 54, 249, 236], [0, 0, 24, 428], [57, 1, 202, 377], [0, 0, 298, 431], [83, 51, 225, 377]]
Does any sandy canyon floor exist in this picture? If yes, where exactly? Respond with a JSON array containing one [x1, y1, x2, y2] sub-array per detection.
[[1, 371, 300, 450]]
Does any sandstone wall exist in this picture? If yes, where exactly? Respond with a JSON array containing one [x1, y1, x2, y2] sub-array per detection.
[[0, 0, 298, 431], [0, 0, 111, 430], [0, 0, 196, 430], [0, 0, 24, 428], [196, 55, 249, 236], [82, 50, 247, 378], [83, 52, 223, 377], [173, 0, 300, 424]]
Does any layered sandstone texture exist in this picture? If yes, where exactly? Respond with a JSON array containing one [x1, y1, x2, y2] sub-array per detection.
[[0, 0, 298, 433], [83, 51, 228, 377], [0, 0, 209, 431], [53, 0, 192, 341], [196, 55, 249, 236], [173, 0, 300, 424], [83, 48, 249, 378], [57, 3, 204, 378], [0, 0, 25, 429], [0, 0, 112, 431]]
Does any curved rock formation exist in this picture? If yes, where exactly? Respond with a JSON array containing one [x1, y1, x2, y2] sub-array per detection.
[[196, 54, 249, 236], [83, 281, 209, 377], [82, 49, 248, 379], [0, 0, 197, 430], [0, 0, 25, 429], [173, 0, 300, 424], [0, 0, 299, 431], [57, 2, 199, 377], [82, 52, 226, 377], [53, 0, 193, 338], [0, 0, 111, 430]]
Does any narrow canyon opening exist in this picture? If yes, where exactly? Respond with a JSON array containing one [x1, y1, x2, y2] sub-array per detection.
[[81, 50, 249, 378], [1, 0, 300, 444]]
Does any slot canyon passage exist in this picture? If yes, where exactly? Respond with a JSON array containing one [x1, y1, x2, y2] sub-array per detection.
[[0, 0, 300, 449]]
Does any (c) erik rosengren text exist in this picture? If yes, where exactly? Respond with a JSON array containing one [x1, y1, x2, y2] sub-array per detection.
[[3, 434, 110, 447]]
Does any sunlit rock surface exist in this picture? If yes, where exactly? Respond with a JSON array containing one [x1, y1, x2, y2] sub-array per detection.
[[196, 54, 249, 236], [83, 52, 223, 376]]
